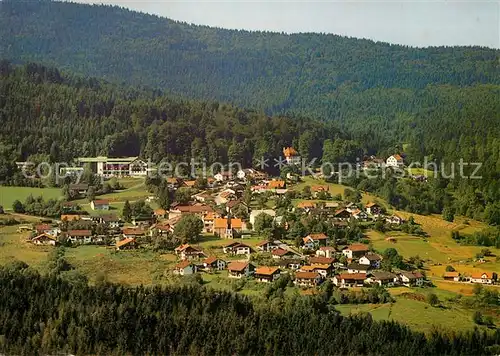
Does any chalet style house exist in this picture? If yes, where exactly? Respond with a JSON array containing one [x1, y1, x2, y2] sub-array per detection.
[[294, 272, 322, 287], [386, 154, 404, 168], [470, 272, 497, 284], [116, 238, 137, 250], [283, 147, 301, 165], [255, 267, 281, 283], [174, 261, 197, 276], [31, 233, 57, 246], [174, 244, 206, 260], [342, 244, 370, 259], [227, 262, 255, 278]]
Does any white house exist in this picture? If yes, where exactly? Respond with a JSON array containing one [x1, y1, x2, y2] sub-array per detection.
[[316, 246, 336, 259], [90, 199, 110, 211], [399, 271, 424, 287], [470, 272, 496, 284], [174, 260, 197, 276], [359, 253, 382, 268], [386, 154, 404, 168], [31, 233, 57, 246], [342, 244, 370, 259], [367, 271, 398, 287], [223, 241, 252, 255], [203, 257, 227, 271], [228, 262, 255, 278], [333, 273, 366, 288]]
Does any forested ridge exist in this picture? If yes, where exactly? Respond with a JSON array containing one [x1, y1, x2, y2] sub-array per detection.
[[1, 62, 500, 224], [1, 0, 499, 121], [0, 263, 499, 355]]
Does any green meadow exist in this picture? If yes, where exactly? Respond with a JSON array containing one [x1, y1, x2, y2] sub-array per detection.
[[0, 186, 62, 209]]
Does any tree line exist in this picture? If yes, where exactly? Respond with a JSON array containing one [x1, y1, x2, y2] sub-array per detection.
[[0, 263, 499, 355]]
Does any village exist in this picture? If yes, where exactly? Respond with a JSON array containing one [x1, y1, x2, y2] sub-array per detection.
[[24, 148, 498, 291]]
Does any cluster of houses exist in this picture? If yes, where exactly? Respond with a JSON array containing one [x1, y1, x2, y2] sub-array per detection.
[[169, 238, 425, 289], [443, 271, 498, 285], [26, 149, 428, 291]]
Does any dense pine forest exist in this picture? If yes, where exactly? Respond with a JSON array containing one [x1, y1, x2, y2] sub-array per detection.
[[0, 263, 499, 355], [1, 0, 499, 120]]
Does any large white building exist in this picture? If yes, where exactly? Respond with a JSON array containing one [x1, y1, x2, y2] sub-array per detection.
[[74, 156, 150, 177]]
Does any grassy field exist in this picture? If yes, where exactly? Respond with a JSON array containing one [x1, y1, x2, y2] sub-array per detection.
[[0, 186, 62, 209], [293, 177, 384, 206], [65, 245, 174, 286], [0, 225, 51, 269], [407, 167, 435, 177], [335, 295, 488, 333]]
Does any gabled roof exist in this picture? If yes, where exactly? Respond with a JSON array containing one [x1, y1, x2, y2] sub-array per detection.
[[297, 201, 316, 209], [283, 147, 299, 157], [295, 271, 320, 279], [471, 272, 493, 279], [319, 246, 336, 251], [227, 262, 249, 272], [362, 253, 382, 261], [310, 257, 335, 265], [92, 199, 109, 205], [345, 244, 370, 252], [347, 263, 370, 271], [255, 266, 280, 276], [365, 202, 380, 208], [256, 240, 272, 247], [116, 238, 135, 248], [307, 233, 328, 240], [214, 218, 243, 229], [400, 271, 423, 279], [369, 271, 396, 280], [338, 273, 366, 281], [204, 256, 222, 265], [122, 228, 146, 236], [334, 208, 351, 217], [175, 244, 202, 253], [174, 205, 213, 213], [443, 271, 460, 278], [32, 233, 57, 241], [175, 260, 193, 269], [272, 248, 298, 257]]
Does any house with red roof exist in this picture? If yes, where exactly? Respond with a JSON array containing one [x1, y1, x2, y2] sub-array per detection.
[[342, 244, 370, 259], [31, 233, 57, 246], [173, 260, 197, 276], [90, 199, 109, 211], [333, 273, 367, 288], [255, 266, 281, 283], [294, 271, 322, 287], [202, 257, 226, 271], [227, 262, 255, 278], [302, 233, 329, 249]]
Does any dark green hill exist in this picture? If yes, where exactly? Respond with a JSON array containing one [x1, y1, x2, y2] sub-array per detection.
[[1, 0, 499, 118]]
